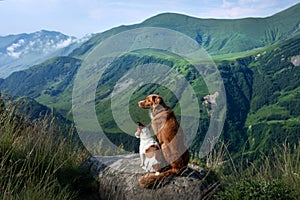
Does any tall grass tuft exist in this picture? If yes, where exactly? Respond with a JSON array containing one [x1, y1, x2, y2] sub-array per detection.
[[213, 140, 300, 200], [0, 100, 90, 199]]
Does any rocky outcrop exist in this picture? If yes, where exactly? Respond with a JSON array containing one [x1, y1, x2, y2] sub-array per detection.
[[80, 154, 219, 200]]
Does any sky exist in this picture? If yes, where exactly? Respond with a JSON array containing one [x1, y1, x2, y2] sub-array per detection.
[[0, 0, 299, 38]]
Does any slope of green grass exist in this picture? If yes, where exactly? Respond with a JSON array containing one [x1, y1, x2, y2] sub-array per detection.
[[0, 10, 299, 160], [0, 56, 81, 98], [0, 5, 299, 199], [0, 96, 101, 199], [71, 3, 300, 58], [1, 34, 300, 157]]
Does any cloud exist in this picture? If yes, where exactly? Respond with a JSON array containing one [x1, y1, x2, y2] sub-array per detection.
[[7, 51, 22, 58], [197, 0, 292, 18], [238, 0, 261, 4], [55, 37, 74, 49], [6, 39, 25, 58], [222, 0, 235, 8], [238, 0, 278, 9], [5, 35, 78, 59], [0, 0, 299, 37]]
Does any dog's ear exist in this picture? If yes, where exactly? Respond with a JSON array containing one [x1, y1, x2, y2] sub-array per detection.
[[152, 95, 161, 105], [137, 122, 144, 126]]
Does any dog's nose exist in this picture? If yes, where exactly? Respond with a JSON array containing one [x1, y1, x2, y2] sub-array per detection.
[[138, 101, 144, 107]]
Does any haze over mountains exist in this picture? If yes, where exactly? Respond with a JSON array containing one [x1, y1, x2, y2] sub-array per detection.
[[0, 3, 299, 156], [0, 30, 91, 78]]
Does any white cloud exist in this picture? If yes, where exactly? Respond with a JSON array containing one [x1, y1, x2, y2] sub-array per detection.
[[29, 41, 35, 47], [225, 7, 257, 18], [6, 39, 25, 58], [198, 0, 290, 18], [238, 0, 261, 4], [238, 0, 278, 9], [7, 51, 22, 58], [55, 37, 74, 49], [222, 0, 235, 8]]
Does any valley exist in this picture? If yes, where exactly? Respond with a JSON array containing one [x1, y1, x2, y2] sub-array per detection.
[[0, 3, 299, 199]]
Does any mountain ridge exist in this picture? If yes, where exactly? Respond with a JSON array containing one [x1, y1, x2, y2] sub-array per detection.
[[0, 30, 91, 78], [71, 3, 300, 57]]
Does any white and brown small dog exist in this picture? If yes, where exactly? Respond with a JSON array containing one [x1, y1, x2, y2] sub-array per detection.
[[135, 122, 162, 174]]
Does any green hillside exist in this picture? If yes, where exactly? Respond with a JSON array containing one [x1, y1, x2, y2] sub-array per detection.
[[0, 56, 81, 116], [1, 4, 300, 199], [0, 4, 299, 157], [71, 3, 300, 57], [213, 36, 300, 153], [1, 35, 299, 157]]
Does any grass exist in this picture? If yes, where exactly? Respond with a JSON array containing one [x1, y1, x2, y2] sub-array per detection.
[[202, 140, 300, 199], [0, 101, 94, 199], [245, 104, 290, 126], [212, 47, 263, 62], [1, 93, 299, 199]]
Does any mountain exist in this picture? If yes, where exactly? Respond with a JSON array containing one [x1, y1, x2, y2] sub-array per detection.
[[0, 4, 300, 156], [71, 3, 300, 57], [0, 56, 81, 117], [220, 35, 300, 155], [0, 92, 75, 138], [142, 3, 300, 53], [1, 35, 299, 155], [0, 30, 90, 78]]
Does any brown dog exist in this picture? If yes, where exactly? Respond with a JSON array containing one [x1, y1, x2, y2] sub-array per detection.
[[137, 94, 190, 188]]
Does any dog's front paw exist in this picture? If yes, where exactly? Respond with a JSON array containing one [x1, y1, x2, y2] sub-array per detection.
[[155, 172, 160, 176]]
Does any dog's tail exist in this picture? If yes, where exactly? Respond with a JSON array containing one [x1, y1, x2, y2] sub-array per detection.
[[138, 168, 183, 188]]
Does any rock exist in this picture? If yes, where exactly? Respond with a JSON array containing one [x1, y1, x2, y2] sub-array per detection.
[[80, 154, 219, 200], [291, 55, 300, 67]]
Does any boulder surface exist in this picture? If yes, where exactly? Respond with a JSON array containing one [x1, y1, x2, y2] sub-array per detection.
[[80, 154, 218, 200]]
